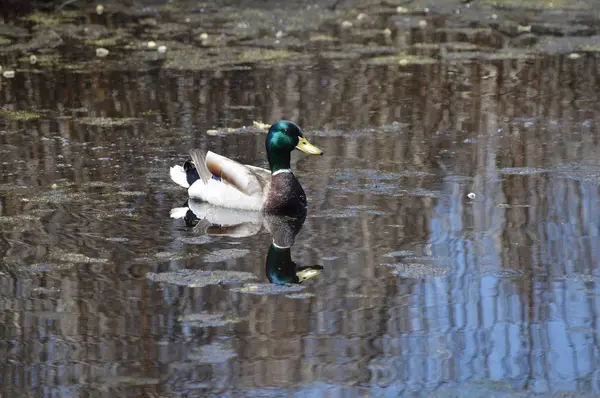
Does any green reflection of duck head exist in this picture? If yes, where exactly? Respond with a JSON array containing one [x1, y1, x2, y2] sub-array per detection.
[[170, 201, 323, 284], [263, 212, 323, 285]]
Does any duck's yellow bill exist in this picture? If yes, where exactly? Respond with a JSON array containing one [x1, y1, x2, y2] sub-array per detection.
[[296, 137, 323, 155]]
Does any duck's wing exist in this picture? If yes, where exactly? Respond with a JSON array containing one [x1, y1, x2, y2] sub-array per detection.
[[204, 151, 269, 196], [188, 149, 214, 183]]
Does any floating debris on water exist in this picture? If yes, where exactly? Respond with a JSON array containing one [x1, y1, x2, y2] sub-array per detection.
[[231, 283, 306, 295], [204, 248, 250, 263], [383, 250, 417, 258], [0, 109, 41, 121], [147, 269, 256, 287], [188, 342, 237, 364], [496, 203, 532, 208], [499, 167, 547, 175], [285, 292, 315, 299], [49, 248, 109, 264], [78, 116, 140, 126], [157, 45, 167, 53], [96, 4, 104, 15], [341, 21, 353, 29], [384, 263, 448, 278], [29, 54, 37, 64], [253, 121, 270, 130], [178, 235, 213, 245], [96, 48, 109, 57], [2, 70, 15, 78], [180, 312, 242, 328], [518, 25, 531, 33], [147, 41, 156, 49], [467, 192, 476, 199]]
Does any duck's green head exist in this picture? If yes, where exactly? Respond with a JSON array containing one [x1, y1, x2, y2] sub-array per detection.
[[266, 120, 323, 172]]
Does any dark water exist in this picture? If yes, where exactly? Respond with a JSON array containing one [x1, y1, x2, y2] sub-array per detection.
[[2, 1, 600, 397]]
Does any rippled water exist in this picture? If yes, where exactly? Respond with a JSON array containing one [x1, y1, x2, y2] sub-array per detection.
[[2, 1, 600, 397]]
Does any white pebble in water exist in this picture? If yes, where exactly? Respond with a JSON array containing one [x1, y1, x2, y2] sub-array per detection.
[[147, 41, 157, 49], [467, 192, 476, 200], [157, 45, 167, 53], [96, 48, 109, 57]]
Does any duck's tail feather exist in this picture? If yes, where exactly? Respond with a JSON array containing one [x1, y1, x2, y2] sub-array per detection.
[[189, 149, 212, 183], [170, 165, 190, 188]]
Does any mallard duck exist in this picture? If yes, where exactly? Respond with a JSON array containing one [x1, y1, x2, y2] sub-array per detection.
[[169, 120, 323, 215]]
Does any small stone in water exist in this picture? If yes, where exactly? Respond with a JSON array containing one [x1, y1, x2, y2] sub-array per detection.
[[29, 55, 38, 64], [341, 20, 353, 29], [2, 70, 15, 78], [147, 41, 157, 49], [96, 48, 109, 57], [96, 4, 104, 15], [467, 192, 476, 199], [157, 45, 167, 53]]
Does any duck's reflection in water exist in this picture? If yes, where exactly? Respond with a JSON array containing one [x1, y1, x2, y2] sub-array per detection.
[[171, 199, 323, 284]]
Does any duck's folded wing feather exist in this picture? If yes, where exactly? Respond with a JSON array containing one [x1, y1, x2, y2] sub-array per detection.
[[188, 149, 212, 183], [245, 165, 271, 191], [206, 151, 266, 196]]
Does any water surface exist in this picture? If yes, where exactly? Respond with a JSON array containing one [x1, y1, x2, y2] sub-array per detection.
[[2, 1, 600, 396]]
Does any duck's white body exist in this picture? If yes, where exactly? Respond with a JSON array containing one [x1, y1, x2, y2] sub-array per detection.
[[169, 150, 271, 211]]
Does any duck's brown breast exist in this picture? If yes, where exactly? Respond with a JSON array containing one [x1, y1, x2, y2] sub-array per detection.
[[262, 173, 307, 215]]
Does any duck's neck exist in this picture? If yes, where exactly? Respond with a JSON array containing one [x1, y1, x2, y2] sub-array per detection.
[[268, 149, 292, 174]]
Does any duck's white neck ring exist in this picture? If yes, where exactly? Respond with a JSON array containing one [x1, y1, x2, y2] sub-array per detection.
[[272, 241, 291, 249], [272, 169, 292, 176]]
